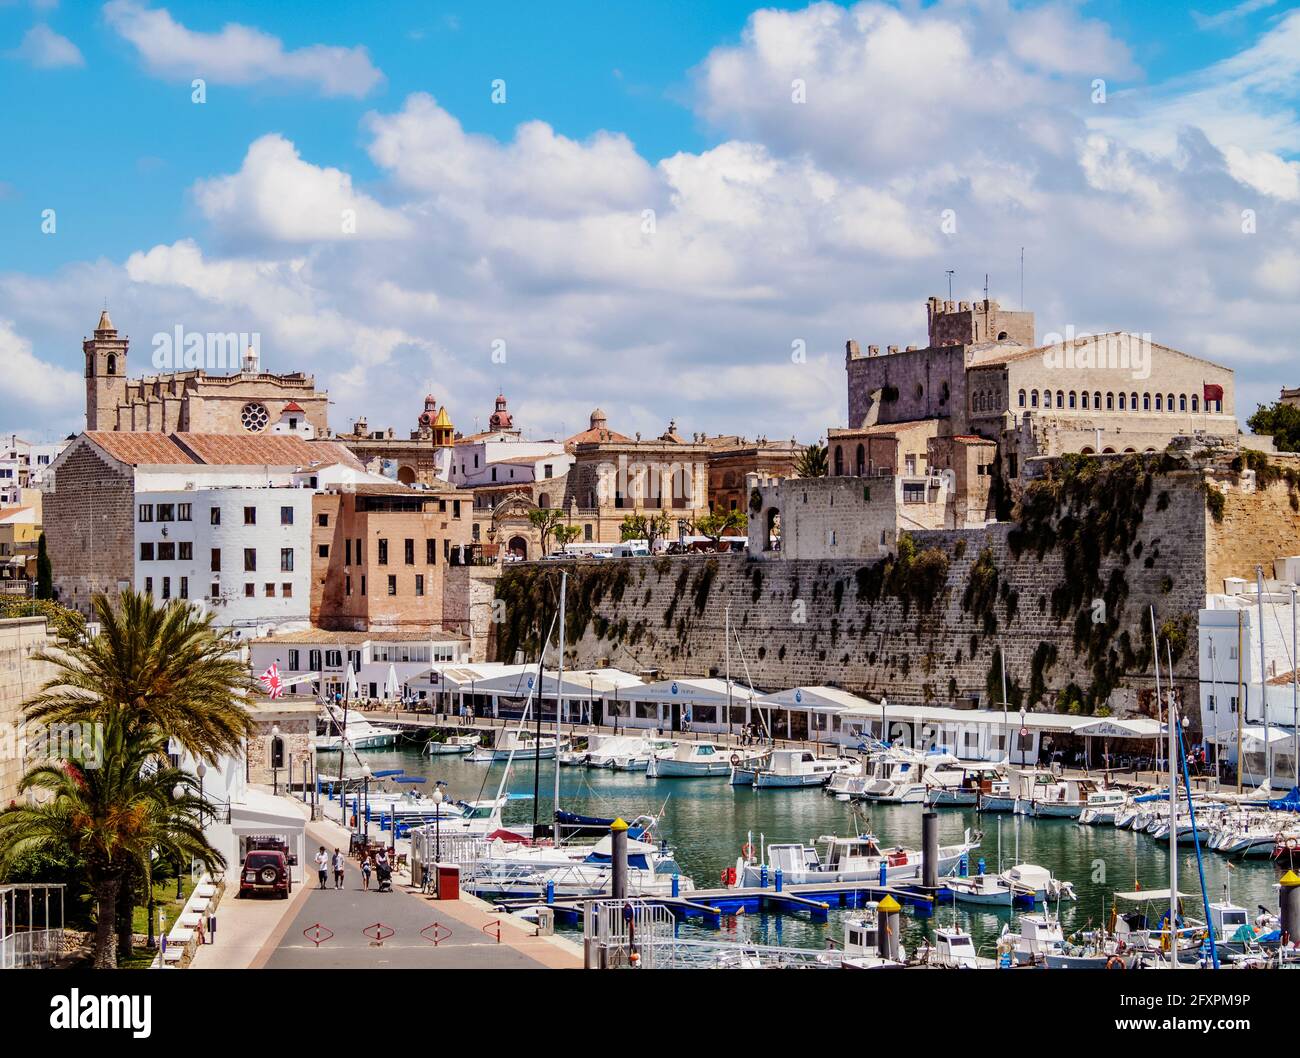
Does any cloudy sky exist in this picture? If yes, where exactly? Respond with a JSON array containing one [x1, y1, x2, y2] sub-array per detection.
[[1, 0, 1297, 443]]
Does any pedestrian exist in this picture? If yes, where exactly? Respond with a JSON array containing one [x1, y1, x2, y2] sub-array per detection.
[[361, 854, 373, 891], [332, 847, 345, 889], [314, 846, 329, 890]]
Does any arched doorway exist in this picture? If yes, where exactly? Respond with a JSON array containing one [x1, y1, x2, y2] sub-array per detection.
[[764, 508, 781, 552], [508, 536, 528, 560], [396, 465, 416, 485]]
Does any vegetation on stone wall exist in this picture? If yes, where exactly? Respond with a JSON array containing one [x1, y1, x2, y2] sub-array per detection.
[[962, 547, 1000, 634], [853, 532, 950, 615], [1232, 450, 1300, 512], [0, 596, 87, 642]]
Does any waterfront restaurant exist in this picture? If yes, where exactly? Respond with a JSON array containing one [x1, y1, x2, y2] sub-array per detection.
[[751, 685, 877, 743], [602, 677, 759, 733], [427, 664, 643, 723]]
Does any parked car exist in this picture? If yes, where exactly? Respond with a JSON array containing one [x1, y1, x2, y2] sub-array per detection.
[[239, 849, 292, 899]]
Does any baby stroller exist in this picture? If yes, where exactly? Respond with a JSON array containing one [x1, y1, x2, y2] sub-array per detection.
[[375, 860, 393, 893]]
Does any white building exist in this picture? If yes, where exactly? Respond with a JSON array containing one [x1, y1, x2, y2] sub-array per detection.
[[249, 628, 470, 702], [450, 438, 570, 490], [1199, 560, 1300, 787], [134, 485, 314, 638], [0, 434, 70, 503]]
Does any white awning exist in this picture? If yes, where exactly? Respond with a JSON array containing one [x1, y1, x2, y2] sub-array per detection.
[[1074, 717, 1165, 739]]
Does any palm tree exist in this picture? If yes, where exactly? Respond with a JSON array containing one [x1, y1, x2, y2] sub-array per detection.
[[0, 717, 222, 968], [794, 441, 828, 478], [25, 590, 255, 762]]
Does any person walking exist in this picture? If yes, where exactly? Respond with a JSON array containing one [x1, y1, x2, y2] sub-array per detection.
[[314, 846, 330, 890], [332, 848, 345, 889], [361, 854, 373, 891]]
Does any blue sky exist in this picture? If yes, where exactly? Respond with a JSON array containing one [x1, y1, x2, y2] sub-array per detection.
[[1, 1, 1298, 442]]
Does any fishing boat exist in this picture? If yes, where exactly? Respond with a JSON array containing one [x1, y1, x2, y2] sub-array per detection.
[[997, 863, 1076, 903], [828, 905, 907, 969], [977, 776, 1016, 813], [998, 914, 1114, 968], [468, 727, 566, 763], [423, 733, 481, 755], [647, 741, 757, 778], [1106, 889, 1209, 962], [730, 829, 980, 888], [315, 716, 402, 751], [920, 927, 996, 968], [737, 748, 857, 789], [1020, 776, 1109, 819]]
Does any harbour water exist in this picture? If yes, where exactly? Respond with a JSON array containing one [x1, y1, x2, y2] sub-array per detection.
[[332, 744, 1285, 957]]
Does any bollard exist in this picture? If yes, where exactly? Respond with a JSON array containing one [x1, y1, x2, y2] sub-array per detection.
[[207, 913, 216, 943], [546, 879, 555, 905], [1281, 871, 1300, 945], [775, 868, 783, 893], [761, 863, 769, 889], [977, 858, 986, 876], [610, 817, 629, 900], [878, 861, 887, 888], [672, 874, 680, 898], [878, 894, 902, 962], [922, 811, 939, 890]]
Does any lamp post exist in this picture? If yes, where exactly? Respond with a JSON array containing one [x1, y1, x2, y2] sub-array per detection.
[[360, 763, 372, 844], [270, 724, 281, 796], [196, 762, 207, 826], [172, 782, 186, 900]]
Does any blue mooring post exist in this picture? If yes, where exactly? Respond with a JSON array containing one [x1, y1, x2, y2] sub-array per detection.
[[672, 874, 680, 898], [775, 868, 783, 893], [977, 858, 986, 875], [959, 852, 969, 876], [878, 861, 887, 888], [546, 879, 555, 905], [760, 864, 768, 888]]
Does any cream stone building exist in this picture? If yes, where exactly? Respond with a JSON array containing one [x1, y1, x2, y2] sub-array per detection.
[[0, 617, 56, 806], [83, 310, 329, 435]]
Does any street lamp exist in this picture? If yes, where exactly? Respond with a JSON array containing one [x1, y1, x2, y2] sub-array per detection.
[[172, 782, 186, 899], [196, 762, 207, 825], [432, 786, 445, 867], [270, 724, 280, 796], [360, 763, 372, 844]]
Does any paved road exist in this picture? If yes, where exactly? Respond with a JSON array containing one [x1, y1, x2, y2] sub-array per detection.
[[261, 835, 562, 969]]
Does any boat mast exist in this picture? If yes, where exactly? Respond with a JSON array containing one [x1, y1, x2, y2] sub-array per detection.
[[1150, 606, 1162, 775], [725, 604, 732, 735], [1293, 585, 1298, 790], [1165, 631, 1178, 970], [1256, 566, 1271, 789], [1237, 609, 1244, 795], [554, 570, 567, 842], [1000, 646, 1009, 764]]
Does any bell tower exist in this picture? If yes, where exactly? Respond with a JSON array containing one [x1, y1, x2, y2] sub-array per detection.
[[84, 309, 128, 431]]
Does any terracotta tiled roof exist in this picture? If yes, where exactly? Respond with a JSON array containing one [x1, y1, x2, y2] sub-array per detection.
[[83, 432, 195, 465], [175, 435, 361, 468], [950, 434, 997, 444], [252, 627, 466, 645], [564, 426, 632, 448], [281, 401, 305, 413]]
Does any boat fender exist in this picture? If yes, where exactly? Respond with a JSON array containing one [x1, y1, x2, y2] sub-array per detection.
[[1105, 956, 1126, 970], [731, 754, 741, 766]]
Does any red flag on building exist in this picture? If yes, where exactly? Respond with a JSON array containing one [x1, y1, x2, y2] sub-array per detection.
[[1204, 383, 1224, 403], [259, 663, 284, 699]]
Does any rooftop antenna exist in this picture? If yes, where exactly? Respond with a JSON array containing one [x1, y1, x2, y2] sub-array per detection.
[[983, 273, 990, 303], [945, 270, 954, 300]]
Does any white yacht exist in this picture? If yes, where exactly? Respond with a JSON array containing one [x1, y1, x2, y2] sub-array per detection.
[[859, 750, 963, 805], [647, 741, 754, 778], [998, 863, 1076, 903], [423, 733, 480, 756], [999, 914, 1110, 969], [922, 927, 995, 968], [315, 717, 402, 751], [926, 765, 1007, 808], [468, 727, 566, 763], [731, 829, 980, 888], [737, 748, 857, 789], [1021, 776, 1107, 819], [1077, 788, 1129, 825], [463, 832, 692, 899], [585, 734, 676, 771], [945, 872, 1033, 907]]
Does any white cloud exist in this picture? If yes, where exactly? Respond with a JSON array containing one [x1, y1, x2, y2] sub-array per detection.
[[11, 24, 83, 68], [0, 318, 83, 421], [192, 134, 408, 244], [102, 0, 384, 97]]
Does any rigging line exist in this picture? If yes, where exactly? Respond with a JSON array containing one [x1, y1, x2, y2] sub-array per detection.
[[731, 623, 766, 740]]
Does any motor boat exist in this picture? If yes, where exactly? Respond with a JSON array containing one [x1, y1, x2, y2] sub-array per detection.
[[647, 741, 758, 778], [730, 829, 980, 888], [1077, 788, 1129, 825], [1020, 776, 1108, 819], [468, 727, 567, 763], [920, 927, 995, 968], [977, 777, 1016, 813], [826, 750, 898, 801], [315, 717, 402, 751], [858, 749, 963, 805], [945, 872, 1035, 907], [998, 914, 1115, 969], [997, 863, 1076, 903], [824, 905, 907, 969], [736, 748, 857, 789], [464, 831, 692, 899], [424, 733, 481, 755], [584, 734, 676, 771], [927, 765, 1007, 808]]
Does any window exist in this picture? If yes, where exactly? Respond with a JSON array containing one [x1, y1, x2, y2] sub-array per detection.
[[426, 539, 436, 564], [280, 548, 294, 572], [1082, 391, 1090, 409], [179, 541, 192, 561], [404, 538, 414, 564], [1143, 393, 1151, 411], [244, 548, 257, 572], [387, 575, 397, 596], [317, 513, 329, 527], [1030, 391, 1039, 408], [144, 577, 153, 596], [264, 583, 275, 597], [1179, 394, 1187, 412], [138, 504, 153, 522], [1106, 392, 1114, 410], [140, 542, 154, 561], [157, 542, 175, 561], [281, 506, 294, 525], [1118, 392, 1126, 410], [244, 506, 256, 525], [211, 548, 221, 572], [288, 649, 300, 669], [453, 500, 461, 518], [544, 464, 553, 479], [584, 524, 592, 541], [282, 583, 293, 598], [1056, 391, 1064, 408], [378, 538, 388, 565], [345, 574, 352, 596], [318, 544, 330, 559], [345, 539, 352, 565], [360, 575, 366, 596], [1192, 395, 1200, 412], [324, 650, 342, 668], [443, 540, 450, 561], [155, 503, 173, 522], [179, 576, 188, 600], [244, 583, 255, 598], [1155, 394, 1163, 411], [415, 574, 425, 596], [178, 503, 191, 521], [161, 577, 171, 600], [308, 650, 321, 671], [209, 582, 219, 599], [903, 482, 926, 503], [210, 507, 221, 525]]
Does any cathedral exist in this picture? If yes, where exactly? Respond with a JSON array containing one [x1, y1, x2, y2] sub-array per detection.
[[83, 310, 329, 435]]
